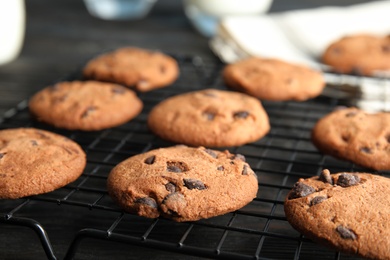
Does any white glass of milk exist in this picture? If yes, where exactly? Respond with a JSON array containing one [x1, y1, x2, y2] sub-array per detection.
[[0, 0, 25, 65], [183, 0, 273, 37], [83, 0, 157, 20]]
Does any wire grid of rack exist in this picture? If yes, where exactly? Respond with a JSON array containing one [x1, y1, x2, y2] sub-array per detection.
[[1, 55, 389, 260]]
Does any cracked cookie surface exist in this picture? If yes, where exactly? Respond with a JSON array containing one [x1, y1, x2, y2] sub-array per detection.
[[284, 169, 390, 260], [311, 107, 390, 170], [107, 145, 258, 222], [82, 47, 179, 92], [147, 89, 270, 147], [29, 80, 143, 131], [0, 128, 86, 199]]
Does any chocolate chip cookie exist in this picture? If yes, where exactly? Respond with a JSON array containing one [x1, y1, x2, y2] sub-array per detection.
[[322, 34, 390, 76], [107, 145, 258, 222], [311, 107, 390, 170], [83, 47, 179, 92], [0, 128, 86, 199], [29, 80, 143, 131], [223, 57, 325, 101], [284, 169, 390, 260], [147, 89, 270, 147]]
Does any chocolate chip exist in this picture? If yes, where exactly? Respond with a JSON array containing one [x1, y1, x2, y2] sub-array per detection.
[[337, 173, 360, 187], [345, 111, 357, 117], [81, 106, 96, 118], [31, 140, 38, 146], [382, 45, 390, 52], [0, 173, 6, 178], [163, 192, 185, 204], [286, 78, 295, 85], [341, 134, 350, 142], [233, 111, 249, 119], [144, 155, 156, 165], [203, 92, 217, 98], [160, 65, 166, 74], [165, 182, 176, 193], [0, 153, 5, 159], [386, 134, 390, 143], [184, 178, 206, 190], [310, 196, 327, 206], [135, 197, 157, 208], [54, 95, 68, 103], [351, 67, 363, 76], [167, 161, 188, 173], [203, 111, 216, 121], [319, 169, 333, 185], [231, 154, 246, 162], [288, 182, 316, 199], [331, 47, 342, 54], [217, 166, 224, 171], [50, 84, 61, 91], [112, 87, 126, 94], [204, 149, 217, 158], [242, 165, 249, 175], [360, 147, 373, 154], [336, 225, 356, 240], [162, 192, 187, 216]]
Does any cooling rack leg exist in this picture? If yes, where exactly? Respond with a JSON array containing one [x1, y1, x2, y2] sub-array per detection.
[[64, 228, 106, 260], [1, 216, 57, 260]]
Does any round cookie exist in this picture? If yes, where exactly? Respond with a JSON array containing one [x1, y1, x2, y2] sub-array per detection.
[[83, 47, 179, 92], [29, 80, 143, 131], [311, 107, 390, 170], [147, 89, 270, 147], [322, 34, 390, 76], [0, 128, 86, 199], [107, 145, 258, 222], [223, 57, 325, 101], [284, 169, 390, 260]]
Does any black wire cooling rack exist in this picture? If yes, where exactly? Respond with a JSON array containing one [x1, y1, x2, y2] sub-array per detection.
[[1, 55, 389, 260]]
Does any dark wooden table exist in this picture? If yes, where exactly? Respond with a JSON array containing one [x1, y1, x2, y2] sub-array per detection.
[[0, 1, 374, 259]]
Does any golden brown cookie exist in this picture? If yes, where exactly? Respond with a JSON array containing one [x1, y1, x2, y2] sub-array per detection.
[[322, 34, 390, 76], [284, 169, 390, 260], [311, 107, 390, 170], [83, 47, 179, 92], [107, 145, 258, 222], [147, 89, 270, 147], [0, 128, 86, 199], [223, 57, 325, 101], [29, 80, 143, 131]]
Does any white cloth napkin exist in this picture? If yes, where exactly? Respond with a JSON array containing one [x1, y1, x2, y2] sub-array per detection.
[[210, 0, 390, 68], [209, 1, 390, 111]]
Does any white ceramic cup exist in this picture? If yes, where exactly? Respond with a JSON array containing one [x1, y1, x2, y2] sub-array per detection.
[[0, 0, 25, 65], [83, 0, 157, 20], [184, 0, 273, 37]]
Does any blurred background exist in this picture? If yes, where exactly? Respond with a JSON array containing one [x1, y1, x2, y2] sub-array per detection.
[[0, 0, 382, 116]]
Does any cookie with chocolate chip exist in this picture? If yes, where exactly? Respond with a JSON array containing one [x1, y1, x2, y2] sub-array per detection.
[[223, 57, 325, 101], [29, 80, 143, 131], [311, 107, 390, 170], [83, 47, 179, 92], [0, 128, 86, 199], [284, 169, 390, 260], [107, 145, 258, 222], [147, 89, 270, 147], [322, 34, 390, 76]]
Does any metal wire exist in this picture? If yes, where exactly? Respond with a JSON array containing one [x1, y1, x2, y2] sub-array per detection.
[[1, 55, 388, 260]]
